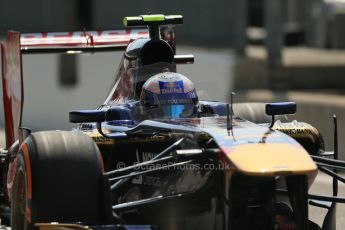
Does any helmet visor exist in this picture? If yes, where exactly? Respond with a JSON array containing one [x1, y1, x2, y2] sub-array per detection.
[[162, 104, 195, 119], [145, 103, 195, 119]]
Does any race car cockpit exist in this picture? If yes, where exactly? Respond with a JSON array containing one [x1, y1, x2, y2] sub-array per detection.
[[103, 62, 199, 122]]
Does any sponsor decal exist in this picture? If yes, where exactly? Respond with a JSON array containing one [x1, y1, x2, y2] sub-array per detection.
[[87, 131, 113, 144], [142, 151, 156, 162], [143, 175, 161, 187], [279, 128, 313, 135], [131, 175, 161, 187], [92, 136, 112, 144], [158, 74, 180, 80], [159, 80, 184, 94], [158, 98, 193, 105], [133, 149, 161, 187], [132, 175, 143, 185]]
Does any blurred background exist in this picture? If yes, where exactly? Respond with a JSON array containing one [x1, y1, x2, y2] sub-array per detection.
[[1, 0, 345, 158]]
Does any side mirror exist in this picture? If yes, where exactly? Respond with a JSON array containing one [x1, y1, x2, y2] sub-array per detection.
[[69, 110, 106, 123], [265, 102, 296, 116], [106, 106, 133, 123], [174, 54, 194, 64], [69, 106, 133, 123], [265, 102, 296, 128]]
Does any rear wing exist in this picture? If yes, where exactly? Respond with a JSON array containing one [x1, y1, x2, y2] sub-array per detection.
[[1, 28, 155, 148], [21, 28, 149, 54]]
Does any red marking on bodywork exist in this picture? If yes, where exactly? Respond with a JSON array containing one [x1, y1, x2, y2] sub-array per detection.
[[96, 30, 103, 36], [98, 152, 105, 173], [20, 29, 149, 48], [218, 146, 233, 163], [108, 31, 121, 35], [220, 146, 233, 155], [6, 157, 18, 200], [275, 215, 297, 230], [1, 31, 24, 149], [87, 34, 94, 46], [21, 36, 35, 39], [26, 207, 31, 223], [22, 144, 32, 199], [53, 31, 73, 38]]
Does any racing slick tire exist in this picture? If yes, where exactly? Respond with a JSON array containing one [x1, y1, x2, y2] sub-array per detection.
[[233, 103, 289, 123], [10, 131, 112, 230], [229, 174, 276, 230]]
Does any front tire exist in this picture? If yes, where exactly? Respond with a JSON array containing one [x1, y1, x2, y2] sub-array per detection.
[[11, 131, 112, 229], [228, 174, 276, 230], [11, 155, 28, 230]]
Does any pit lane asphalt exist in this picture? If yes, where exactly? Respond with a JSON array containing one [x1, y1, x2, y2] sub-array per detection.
[[0, 129, 344, 228]]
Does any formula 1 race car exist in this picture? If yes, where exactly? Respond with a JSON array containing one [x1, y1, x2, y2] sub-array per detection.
[[1, 14, 345, 230]]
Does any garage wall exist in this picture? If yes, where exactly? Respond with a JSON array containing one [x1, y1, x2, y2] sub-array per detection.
[[0, 0, 236, 46], [92, 0, 236, 46], [0, 0, 78, 34]]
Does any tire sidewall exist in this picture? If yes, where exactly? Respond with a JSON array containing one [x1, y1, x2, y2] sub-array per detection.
[[11, 153, 33, 230], [11, 131, 112, 228]]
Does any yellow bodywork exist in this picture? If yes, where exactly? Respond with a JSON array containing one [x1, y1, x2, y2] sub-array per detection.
[[223, 143, 317, 179]]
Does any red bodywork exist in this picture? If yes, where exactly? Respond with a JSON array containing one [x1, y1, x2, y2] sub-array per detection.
[[1, 32, 23, 149]]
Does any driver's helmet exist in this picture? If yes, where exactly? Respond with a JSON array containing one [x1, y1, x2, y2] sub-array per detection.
[[140, 72, 198, 119]]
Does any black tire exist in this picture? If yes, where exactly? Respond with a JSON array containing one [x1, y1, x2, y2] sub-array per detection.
[[229, 174, 276, 230], [286, 175, 309, 230], [11, 131, 112, 230], [233, 103, 289, 123], [309, 221, 321, 230]]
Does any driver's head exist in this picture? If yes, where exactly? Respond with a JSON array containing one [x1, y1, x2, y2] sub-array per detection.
[[140, 72, 198, 119]]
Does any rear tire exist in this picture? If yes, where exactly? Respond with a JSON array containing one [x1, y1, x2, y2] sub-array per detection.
[[11, 131, 112, 230], [11, 155, 27, 230], [233, 103, 289, 123]]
